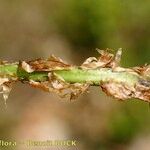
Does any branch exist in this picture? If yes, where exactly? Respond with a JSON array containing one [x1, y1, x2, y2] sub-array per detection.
[[0, 49, 150, 102]]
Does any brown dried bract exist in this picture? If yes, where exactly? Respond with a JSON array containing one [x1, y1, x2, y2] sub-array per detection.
[[81, 48, 122, 69], [0, 77, 13, 106], [100, 79, 150, 102], [24, 55, 73, 72], [101, 82, 133, 100], [29, 72, 89, 100], [133, 65, 150, 79]]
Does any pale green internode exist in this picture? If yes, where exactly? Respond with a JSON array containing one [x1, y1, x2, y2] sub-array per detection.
[[0, 64, 139, 86]]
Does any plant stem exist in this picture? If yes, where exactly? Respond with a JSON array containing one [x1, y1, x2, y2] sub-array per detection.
[[0, 54, 149, 102], [0, 64, 140, 86]]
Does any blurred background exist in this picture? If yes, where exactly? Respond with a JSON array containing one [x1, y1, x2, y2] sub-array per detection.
[[0, 0, 150, 150]]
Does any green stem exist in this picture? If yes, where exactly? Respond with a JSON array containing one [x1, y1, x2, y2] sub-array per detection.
[[0, 64, 140, 86], [0, 63, 150, 101]]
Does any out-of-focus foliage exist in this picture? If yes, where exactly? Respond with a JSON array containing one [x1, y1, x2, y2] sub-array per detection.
[[0, 0, 150, 150], [50, 0, 150, 65]]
